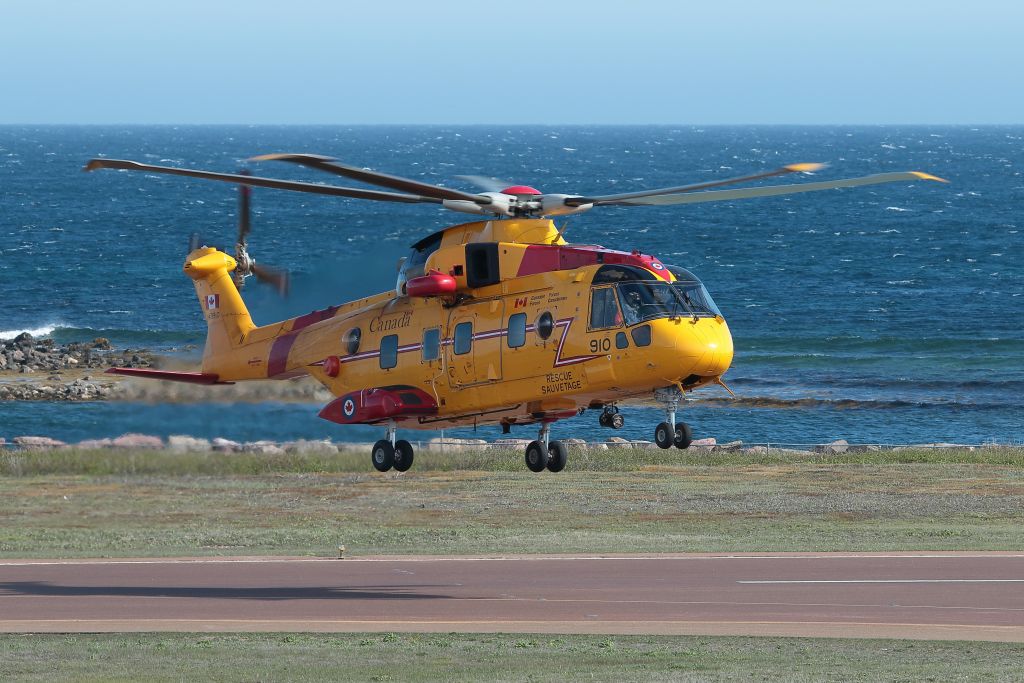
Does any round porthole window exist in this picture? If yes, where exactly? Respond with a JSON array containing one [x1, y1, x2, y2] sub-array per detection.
[[343, 328, 362, 355], [536, 312, 555, 340]]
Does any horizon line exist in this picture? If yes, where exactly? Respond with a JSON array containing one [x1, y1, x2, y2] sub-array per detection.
[[1, 122, 1022, 127]]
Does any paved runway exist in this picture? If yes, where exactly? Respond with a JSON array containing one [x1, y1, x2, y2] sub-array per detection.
[[2, 553, 1023, 641]]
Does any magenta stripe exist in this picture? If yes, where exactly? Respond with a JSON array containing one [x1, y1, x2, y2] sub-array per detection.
[[267, 333, 298, 377]]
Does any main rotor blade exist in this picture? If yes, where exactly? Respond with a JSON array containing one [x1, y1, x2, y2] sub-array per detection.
[[565, 162, 828, 207], [455, 174, 517, 193], [610, 171, 948, 206], [83, 159, 443, 204], [238, 169, 252, 244], [250, 153, 491, 204]]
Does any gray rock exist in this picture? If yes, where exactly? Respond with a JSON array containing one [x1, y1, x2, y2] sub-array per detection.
[[110, 433, 164, 449], [283, 438, 338, 454], [814, 439, 849, 455], [243, 440, 286, 455], [717, 440, 743, 451], [605, 436, 632, 449], [427, 437, 487, 452], [211, 437, 242, 452], [76, 438, 114, 449], [13, 435, 67, 449], [489, 438, 532, 449], [167, 435, 212, 452]]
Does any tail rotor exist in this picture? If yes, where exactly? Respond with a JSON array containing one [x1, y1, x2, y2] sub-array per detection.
[[232, 170, 290, 296]]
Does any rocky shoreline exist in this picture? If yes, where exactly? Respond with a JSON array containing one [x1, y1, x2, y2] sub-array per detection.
[[0, 333, 156, 401], [0, 332, 335, 403]]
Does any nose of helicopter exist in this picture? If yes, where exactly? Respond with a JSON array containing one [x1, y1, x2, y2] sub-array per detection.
[[674, 317, 734, 379]]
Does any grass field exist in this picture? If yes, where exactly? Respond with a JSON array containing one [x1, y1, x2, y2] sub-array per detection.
[[2, 632, 1024, 682], [1, 447, 1022, 557]]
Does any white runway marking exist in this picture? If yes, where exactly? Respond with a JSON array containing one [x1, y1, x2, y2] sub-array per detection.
[[739, 579, 1024, 584]]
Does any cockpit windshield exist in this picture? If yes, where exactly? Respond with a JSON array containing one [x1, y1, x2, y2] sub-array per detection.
[[595, 265, 721, 326]]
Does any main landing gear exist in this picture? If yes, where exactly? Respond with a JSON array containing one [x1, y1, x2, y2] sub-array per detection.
[[524, 421, 568, 473], [371, 421, 415, 472], [654, 386, 692, 450]]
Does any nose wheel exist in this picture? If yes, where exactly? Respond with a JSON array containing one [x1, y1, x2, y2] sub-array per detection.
[[371, 421, 415, 472], [525, 422, 568, 472], [654, 386, 693, 450]]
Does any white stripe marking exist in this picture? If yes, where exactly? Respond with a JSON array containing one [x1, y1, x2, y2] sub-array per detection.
[[739, 579, 1024, 584]]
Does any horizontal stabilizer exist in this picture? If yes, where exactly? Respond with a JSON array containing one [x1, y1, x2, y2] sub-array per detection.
[[105, 367, 234, 385]]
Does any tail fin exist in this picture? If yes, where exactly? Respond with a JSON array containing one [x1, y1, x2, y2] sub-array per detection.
[[184, 248, 256, 369]]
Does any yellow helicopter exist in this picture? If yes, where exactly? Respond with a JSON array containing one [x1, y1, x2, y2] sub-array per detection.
[[84, 154, 945, 473]]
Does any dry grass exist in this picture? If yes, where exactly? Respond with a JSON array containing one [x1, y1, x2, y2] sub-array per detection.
[[1, 449, 1022, 557], [1, 632, 1023, 682]]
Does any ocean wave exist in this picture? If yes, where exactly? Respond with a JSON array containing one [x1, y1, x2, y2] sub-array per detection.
[[0, 325, 59, 340], [50, 326, 201, 346], [1, 325, 201, 346], [691, 396, 1005, 411]]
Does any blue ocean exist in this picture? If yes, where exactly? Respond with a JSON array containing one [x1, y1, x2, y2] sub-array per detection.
[[1, 125, 1021, 446]]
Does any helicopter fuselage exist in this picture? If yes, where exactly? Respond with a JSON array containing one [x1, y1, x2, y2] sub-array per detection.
[[184, 217, 732, 431]]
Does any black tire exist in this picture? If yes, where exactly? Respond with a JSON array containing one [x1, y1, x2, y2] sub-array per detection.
[[525, 440, 548, 472], [393, 439, 415, 472], [546, 440, 568, 472], [598, 412, 611, 428], [371, 439, 395, 472], [673, 422, 693, 449], [610, 413, 625, 429], [654, 422, 674, 449]]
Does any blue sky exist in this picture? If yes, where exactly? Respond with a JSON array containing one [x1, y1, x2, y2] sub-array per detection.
[[2, 0, 1021, 124]]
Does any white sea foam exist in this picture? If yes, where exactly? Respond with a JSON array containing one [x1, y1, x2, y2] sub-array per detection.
[[0, 325, 58, 340], [885, 206, 910, 212]]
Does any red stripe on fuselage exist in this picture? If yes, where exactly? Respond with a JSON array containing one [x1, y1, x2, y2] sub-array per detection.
[[268, 333, 299, 377], [516, 245, 669, 280], [292, 305, 340, 332]]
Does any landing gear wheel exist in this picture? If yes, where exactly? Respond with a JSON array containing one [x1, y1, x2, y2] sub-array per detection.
[[654, 422, 674, 449], [673, 422, 693, 449], [393, 439, 415, 471], [525, 440, 548, 472], [599, 406, 625, 429], [371, 440, 395, 472], [546, 440, 568, 472]]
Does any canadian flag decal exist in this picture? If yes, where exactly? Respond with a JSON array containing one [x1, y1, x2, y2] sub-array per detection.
[[206, 294, 219, 310]]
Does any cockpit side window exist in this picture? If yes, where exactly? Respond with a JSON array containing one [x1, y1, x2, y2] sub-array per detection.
[[397, 231, 444, 294], [589, 286, 622, 329]]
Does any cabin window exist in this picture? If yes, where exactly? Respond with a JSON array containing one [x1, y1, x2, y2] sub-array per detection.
[[616, 331, 629, 349], [454, 322, 473, 355], [343, 328, 361, 355], [536, 311, 555, 340], [630, 324, 652, 347], [422, 328, 440, 361], [507, 313, 527, 348], [589, 287, 622, 329], [380, 334, 398, 369]]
